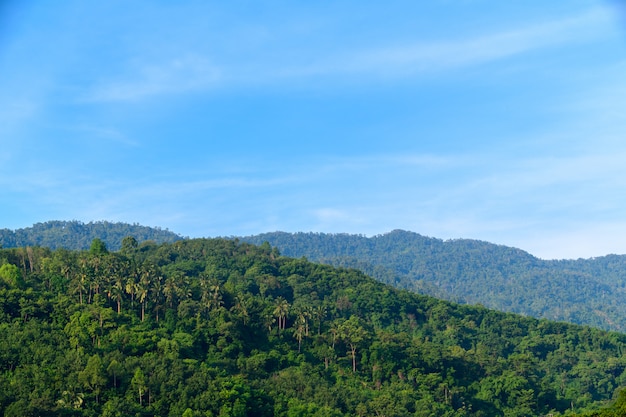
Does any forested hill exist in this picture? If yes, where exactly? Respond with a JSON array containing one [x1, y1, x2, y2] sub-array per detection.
[[1, 238, 626, 416], [240, 230, 626, 332], [0, 220, 183, 251]]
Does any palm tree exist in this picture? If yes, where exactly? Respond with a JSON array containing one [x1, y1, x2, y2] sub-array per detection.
[[136, 264, 154, 322], [175, 272, 192, 304], [149, 268, 164, 321], [71, 272, 88, 305], [110, 280, 124, 314], [294, 311, 307, 352], [163, 272, 191, 309], [209, 282, 223, 312], [136, 282, 148, 322], [273, 297, 290, 332], [125, 275, 137, 307], [75, 255, 92, 304], [232, 296, 250, 325], [104, 259, 126, 314], [314, 305, 327, 335], [329, 320, 341, 349], [199, 275, 221, 314], [163, 276, 177, 308], [71, 258, 89, 304], [303, 306, 312, 336], [61, 263, 72, 283], [88, 255, 103, 303]]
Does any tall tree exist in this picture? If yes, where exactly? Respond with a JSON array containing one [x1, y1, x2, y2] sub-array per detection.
[[340, 315, 367, 373], [131, 368, 147, 406], [78, 354, 106, 403], [273, 297, 290, 332]]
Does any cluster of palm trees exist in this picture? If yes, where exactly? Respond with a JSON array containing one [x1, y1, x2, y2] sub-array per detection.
[[61, 252, 324, 339], [47, 247, 368, 372], [271, 299, 333, 353], [64, 253, 192, 323], [8, 240, 374, 378]]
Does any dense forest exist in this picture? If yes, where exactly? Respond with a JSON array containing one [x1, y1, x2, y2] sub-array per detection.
[[241, 231, 626, 332], [2, 237, 626, 416], [8, 223, 626, 333], [0, 221, 183, 251]]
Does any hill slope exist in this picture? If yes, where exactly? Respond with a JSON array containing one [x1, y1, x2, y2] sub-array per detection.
[[0, 220, 183, 251], [1, 238, 626, 416], [240, 230, 626, 332]]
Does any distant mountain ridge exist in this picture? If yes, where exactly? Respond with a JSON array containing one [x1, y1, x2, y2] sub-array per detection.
[[240, 230, 626, 332], [5, 223, 626, 333], [0, 220, 183, 251]]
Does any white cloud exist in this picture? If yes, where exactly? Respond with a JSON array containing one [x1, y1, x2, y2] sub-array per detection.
[[85, 55, 222, 102], [63, 125, 139, 147], [276, 6, 616, 79], [6, 145, 626, 260], [79, 6, 617, 102], [0, 99, 38, 127], [311, 208, 356, 224]]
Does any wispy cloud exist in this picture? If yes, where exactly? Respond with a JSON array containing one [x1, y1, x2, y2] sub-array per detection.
[[61, 125, 139, 147], [85, 55, 221, 102], [5, 143, 626, 259], [0, 99, 38, 126], [80, 6, 616, 103], [563, 61, 626, 133], [276, 144, 626, 258], [277, 6, 615, 78]]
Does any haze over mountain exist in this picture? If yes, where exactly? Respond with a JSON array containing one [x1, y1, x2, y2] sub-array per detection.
[[241, 230, 626, 332]]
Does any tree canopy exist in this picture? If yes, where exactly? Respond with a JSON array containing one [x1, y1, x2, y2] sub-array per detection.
[[0, 220, 182, 251], [1, 237, 626, 415], [242, 230, 626, 332]]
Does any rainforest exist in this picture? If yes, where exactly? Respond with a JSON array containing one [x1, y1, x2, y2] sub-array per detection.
[[2, 234, 626, 416]]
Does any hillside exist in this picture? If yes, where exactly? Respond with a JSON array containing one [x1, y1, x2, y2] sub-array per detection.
[[0, 220, 183, 251], [1, 238, 626, 416], [240, 230, 626, 332]]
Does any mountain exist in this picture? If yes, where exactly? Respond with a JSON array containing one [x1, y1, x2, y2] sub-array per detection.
[[1, 238, 625, 416], [240, 230, 626, 332], [0, 220, 183, 251], [5, 223, 626, 333]]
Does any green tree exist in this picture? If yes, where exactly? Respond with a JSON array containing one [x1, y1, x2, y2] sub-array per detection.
[[120, 235, 138, 254], [339, 315, 367, 373], [131, 368, 147, 406], [89, 238, 109, 255], [313, 305, 327, 335], [294, 312, 306, 352], [107, 358, 122, 388], [136, 281, 148, 321], [78, 354, 107, 403], [0, 263, 25, 288], [273, 297, 290, 332]]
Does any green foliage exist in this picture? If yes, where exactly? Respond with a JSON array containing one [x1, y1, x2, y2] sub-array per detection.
[[120, 236, 138, 255], [1, 237, 626, 416], [577, 388, 626, 416], [0, 220, 182, 251], [89, 238, 109, 255], [242, 230, 626, 332], [0, 263, 24, 288]]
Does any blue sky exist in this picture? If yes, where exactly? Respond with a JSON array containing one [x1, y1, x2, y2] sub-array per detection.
[[1, 1, 625, 259]]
